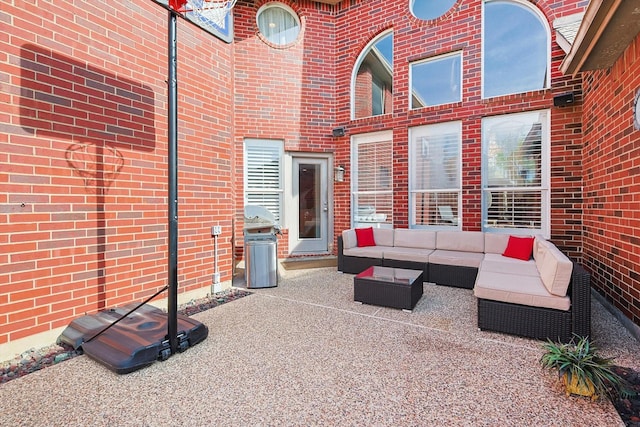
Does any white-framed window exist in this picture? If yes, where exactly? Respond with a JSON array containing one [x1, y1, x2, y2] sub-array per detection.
[[409, 122, 462, 228], [410, 0, 458, 21], [481, 110, 550, 237], [256, 2, 301, 47], [244, 139, 284, 222], [482, 0, 550, 98], [351, 131, 393, 228], [351, 30, 393, 120], [410, 51, 462, 109]]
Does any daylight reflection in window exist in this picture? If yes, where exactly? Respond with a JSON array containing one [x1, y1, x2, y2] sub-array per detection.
[[410, 0, 457, 20], [483, 0, 549, 98], [352, 32, 393, 119]]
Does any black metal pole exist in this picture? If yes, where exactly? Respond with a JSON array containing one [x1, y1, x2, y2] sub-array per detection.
[[167, 10, 179, 355]]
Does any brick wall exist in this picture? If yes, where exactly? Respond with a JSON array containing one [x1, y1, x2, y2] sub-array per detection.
[[232, 0, 337, 259], [0, 0, 234, 353], [2, 0, 615, 354], [581, 35, 640, 327], [332, 0, 585, 256]]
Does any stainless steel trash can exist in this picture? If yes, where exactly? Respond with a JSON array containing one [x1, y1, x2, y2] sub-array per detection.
[[245, 234, 278, 288], [243, 205, 280, 289]]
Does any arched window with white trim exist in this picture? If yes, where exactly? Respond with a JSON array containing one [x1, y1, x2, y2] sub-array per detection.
[[483, 0, 550, 98], [351, 31, 393, 120]]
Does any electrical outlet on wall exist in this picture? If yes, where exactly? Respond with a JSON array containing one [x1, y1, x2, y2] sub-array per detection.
[[212, 225, 222, 236]]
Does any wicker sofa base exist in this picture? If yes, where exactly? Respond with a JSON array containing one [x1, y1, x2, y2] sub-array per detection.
[[429, 263, 476, 289], [339, 255, 382, 274], [477, 299, 572, 342], [477, 263, 591, 342]]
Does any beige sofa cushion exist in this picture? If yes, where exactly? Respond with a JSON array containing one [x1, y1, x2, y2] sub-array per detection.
[[342, 229, 358, 249], [474, 270, 571, 311], [436, 231, 484, 253], [533, 236, 547, 269], [383, 247, 432, 263], [373, 228, 394, 247], [536, 239, 573, 297], [343, 228, 394, 250], [429, 250, 484, 268], [480, 254, 539, 277], [343, 246, 387, 259], [484, 234, 510, 255], [393, 229, 436, 249]]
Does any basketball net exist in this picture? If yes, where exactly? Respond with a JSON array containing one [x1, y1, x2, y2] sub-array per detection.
[[169, 0, 237, 29]]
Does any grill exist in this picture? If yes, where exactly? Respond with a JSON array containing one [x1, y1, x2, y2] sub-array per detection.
[[243, 205, 280, 288]]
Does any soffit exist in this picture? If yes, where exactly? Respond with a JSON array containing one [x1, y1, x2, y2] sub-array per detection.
[[554, 13, 584, 54], [561, 0, 640, 76]]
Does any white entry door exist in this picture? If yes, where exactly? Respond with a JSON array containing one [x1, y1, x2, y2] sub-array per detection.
[[291, 157, 329, 253]]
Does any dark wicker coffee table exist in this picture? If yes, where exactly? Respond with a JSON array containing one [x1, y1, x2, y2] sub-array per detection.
[[354, 266, 423, 311]]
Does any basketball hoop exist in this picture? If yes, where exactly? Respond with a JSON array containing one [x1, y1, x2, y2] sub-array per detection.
[[170, 0, 237, 30]]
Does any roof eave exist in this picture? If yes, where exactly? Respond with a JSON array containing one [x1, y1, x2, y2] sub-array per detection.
[[561, 0, 640, 76]]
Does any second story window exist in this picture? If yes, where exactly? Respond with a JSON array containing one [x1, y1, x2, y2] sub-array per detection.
[[410, 51, 462, 109], [352, 31, 393, 120], [483, 0, 549, 98], [256, 3, 301, 47], [410, 0, 458, 21]]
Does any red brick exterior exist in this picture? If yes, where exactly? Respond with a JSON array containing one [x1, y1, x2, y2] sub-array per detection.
[[332, 0, 584, 253], [232, 0, 337, 260], [1, 0, 234, 349], [580, 35, 640, 327], [2, 0, 638, 353]]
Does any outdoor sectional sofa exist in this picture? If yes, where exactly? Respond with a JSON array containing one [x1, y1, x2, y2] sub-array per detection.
[[337, 228, 591, 343]]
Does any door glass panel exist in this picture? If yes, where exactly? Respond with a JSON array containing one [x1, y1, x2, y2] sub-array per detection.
[[298, 163, 320, 239]]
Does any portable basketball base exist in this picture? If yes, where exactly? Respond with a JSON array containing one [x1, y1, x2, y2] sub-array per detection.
[[58, 4, 212, 374]]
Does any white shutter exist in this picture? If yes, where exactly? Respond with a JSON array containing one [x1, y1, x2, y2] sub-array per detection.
[[244, 140, 283, 221]]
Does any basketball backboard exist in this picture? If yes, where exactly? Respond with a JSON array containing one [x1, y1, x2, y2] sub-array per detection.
[[153, 0, 234, 43]]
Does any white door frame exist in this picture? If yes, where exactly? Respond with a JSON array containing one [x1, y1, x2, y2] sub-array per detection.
[[284, 153, 333, 255]]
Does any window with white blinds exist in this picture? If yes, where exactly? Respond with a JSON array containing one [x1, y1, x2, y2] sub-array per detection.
[[352, 132, 393, 228], [244, 139, 283, 222], [409, 122, 461, 228], [482, 110, 549, 236]]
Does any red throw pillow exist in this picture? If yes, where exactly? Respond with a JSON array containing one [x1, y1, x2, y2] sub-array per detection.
[[502, 236, 534, 261], [355, 227, 376, 247]]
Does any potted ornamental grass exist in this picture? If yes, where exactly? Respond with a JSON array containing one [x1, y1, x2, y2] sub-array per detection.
[[540, 335, 633, 401]]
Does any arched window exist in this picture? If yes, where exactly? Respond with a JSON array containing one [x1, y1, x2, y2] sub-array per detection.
[[483, 0, 549, 98], [351, 31, 393, 120]]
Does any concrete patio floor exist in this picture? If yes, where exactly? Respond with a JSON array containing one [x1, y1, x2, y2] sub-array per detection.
[[1, 266, 638, 426]]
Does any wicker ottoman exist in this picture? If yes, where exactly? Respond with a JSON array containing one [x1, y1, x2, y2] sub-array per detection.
[[354, 266, 423, 311]]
